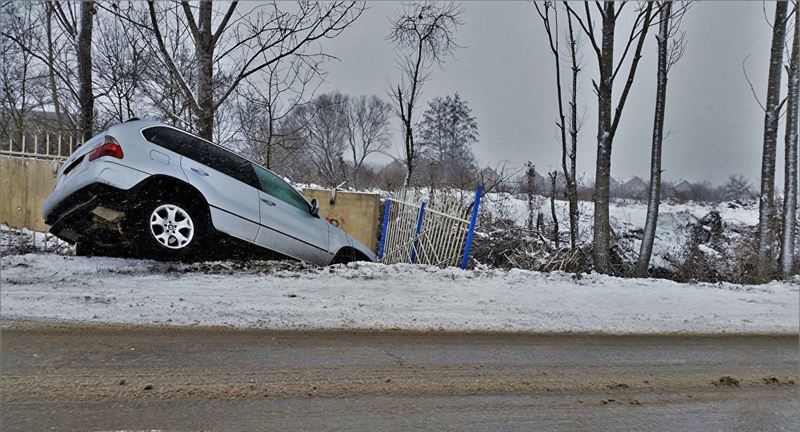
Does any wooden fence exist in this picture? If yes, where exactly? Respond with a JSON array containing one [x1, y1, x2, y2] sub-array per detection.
[[0, 156, 62, 232], [1, 134, 69, 232]]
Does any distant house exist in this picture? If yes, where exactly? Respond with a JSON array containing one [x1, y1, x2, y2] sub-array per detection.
[[620, 176, 648, 199], [517, 168, 548, 194], [672, 180, 693, 195]]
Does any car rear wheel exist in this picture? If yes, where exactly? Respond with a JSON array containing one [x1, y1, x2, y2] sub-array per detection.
[[130, 199, 209, 260]]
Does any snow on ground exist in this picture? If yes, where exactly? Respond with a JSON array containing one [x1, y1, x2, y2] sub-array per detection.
[[1, 253, 797, 334]]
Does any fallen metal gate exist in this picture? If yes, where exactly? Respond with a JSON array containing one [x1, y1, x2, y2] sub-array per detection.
[[377, 186, 482, 269]]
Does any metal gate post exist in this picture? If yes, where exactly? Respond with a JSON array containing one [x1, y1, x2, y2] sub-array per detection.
[[410, 201, 426, 263], [459, 185, 483, 269], [377, 198, 391, 260]]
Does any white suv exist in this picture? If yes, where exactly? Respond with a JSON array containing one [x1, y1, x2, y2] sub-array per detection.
[[43, 119, 376, 265]]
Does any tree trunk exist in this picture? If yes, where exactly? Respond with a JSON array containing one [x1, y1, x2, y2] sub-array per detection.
[[550, 171, 560, 249], [566, 8, 580, 252], [527, 162, 536, 232], [196, 2, 215, 140], [757, 1, 788, 280], [77, 0, 95, 142], [780, 1, 799, 279], [403, 119, 414, 187], [636, 1, 672, 277], [593, 2, 616, 274], [265, 108, 274, 169]]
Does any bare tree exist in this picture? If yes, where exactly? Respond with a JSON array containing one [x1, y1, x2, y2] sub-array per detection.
[[780, 0, 799, 279], [93, 10, 146, 126], [235, 57, 320, 169], [388, 1, 463, 187], [636, 1, 689, 277], [565, 5, 582, 253], [566, 1, 656, 274], [134, 1, 363, 140], [756, 1, 789, 280], [0, 2, 44, 141], [722, 174, 756, 201], [293, 92, 349, 187], [2, 1, 99, 139], [534, 1, 583, 252], [134, 3, 198, 131], [344, 95, 393, 189]]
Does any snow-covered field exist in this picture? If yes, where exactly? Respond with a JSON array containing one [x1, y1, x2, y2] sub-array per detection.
[[479, 193, 762, 270], [1, 253, 797, 334]]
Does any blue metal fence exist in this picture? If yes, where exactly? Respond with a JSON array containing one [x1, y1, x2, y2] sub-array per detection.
[[377, 186, 483, 269]]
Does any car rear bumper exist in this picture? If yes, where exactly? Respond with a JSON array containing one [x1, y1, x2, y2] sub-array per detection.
[[43, 159, 149, 223], [45, 183, 136, 243]]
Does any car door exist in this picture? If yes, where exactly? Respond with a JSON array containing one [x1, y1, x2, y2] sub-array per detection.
[[179, 135, 261, 242], [251, 163, 332, 264]]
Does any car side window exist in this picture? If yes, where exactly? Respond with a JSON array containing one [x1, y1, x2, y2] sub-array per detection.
[[143, 126, 258, 189], [251, 163, 311, 213], [193, 142, 259, 189]]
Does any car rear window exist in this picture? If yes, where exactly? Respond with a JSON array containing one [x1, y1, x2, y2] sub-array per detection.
[[142, 127, 194, 155]]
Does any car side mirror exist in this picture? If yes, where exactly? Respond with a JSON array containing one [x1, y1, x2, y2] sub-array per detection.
[[310, 198, 320, 217]]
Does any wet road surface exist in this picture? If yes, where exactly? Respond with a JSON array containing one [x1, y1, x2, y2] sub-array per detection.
[[1, 326, 798, 431]]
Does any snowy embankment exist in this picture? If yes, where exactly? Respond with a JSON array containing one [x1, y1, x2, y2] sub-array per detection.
[[1, 254, 797, 334]]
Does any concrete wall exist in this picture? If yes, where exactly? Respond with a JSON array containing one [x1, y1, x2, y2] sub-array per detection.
[[303, 188, 381, 252], [0, 156, 60, 232]]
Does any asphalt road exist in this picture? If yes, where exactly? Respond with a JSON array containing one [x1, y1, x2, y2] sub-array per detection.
[[1, 326, 798, 431]]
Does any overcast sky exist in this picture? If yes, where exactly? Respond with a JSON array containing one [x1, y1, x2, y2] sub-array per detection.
[[316, 1, 796, 186]]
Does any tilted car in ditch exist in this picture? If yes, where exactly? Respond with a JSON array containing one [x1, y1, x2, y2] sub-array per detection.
[[42, 119, 376, 265]]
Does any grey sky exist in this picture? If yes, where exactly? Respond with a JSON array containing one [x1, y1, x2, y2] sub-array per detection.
[[317, 1, 795, 186]]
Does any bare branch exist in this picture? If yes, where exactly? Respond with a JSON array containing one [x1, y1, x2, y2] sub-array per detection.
[[743, 54, 767, 112]]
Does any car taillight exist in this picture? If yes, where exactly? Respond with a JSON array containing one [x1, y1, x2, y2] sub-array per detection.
[[88, 136, 124, 161]]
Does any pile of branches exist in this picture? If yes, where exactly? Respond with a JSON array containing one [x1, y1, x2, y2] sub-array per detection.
[[471, 218, 588, 273]]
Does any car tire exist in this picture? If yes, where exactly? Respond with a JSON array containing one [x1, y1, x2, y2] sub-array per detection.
[[128, 197, 210, 261]]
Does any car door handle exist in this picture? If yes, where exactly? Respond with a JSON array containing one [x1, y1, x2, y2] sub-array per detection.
[[261, 198, 276, 206], [190, 167, 209, 177]]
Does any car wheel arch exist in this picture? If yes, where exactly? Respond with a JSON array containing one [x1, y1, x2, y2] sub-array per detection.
[[330, 246, 371, 265], [130, 175, 209, 210]]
